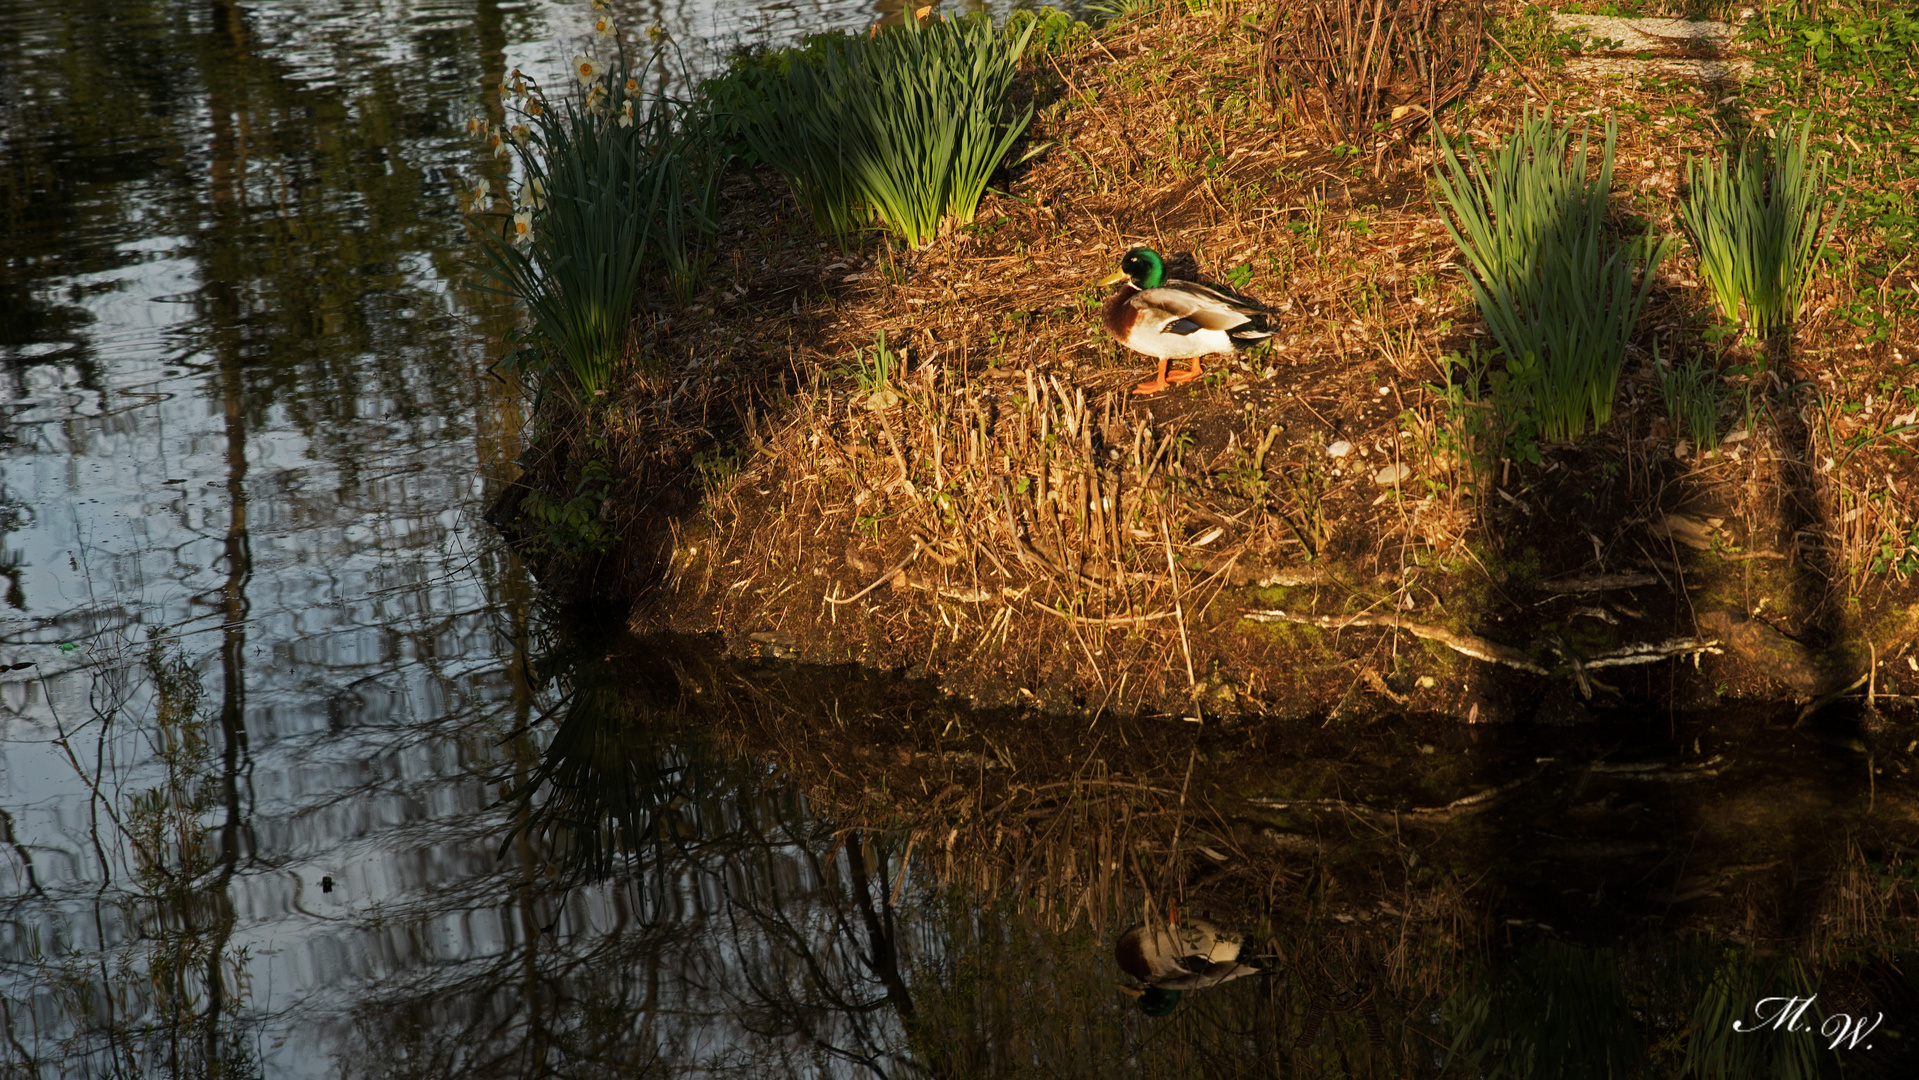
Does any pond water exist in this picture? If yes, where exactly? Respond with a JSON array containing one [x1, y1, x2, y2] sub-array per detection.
[[3, 0, 1917, 1077], [0, 0, 922, 1073]]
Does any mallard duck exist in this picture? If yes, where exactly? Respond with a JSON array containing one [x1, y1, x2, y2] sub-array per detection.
[[1097, 248, 1270, 396], [1115, 902, 1264, 1016]]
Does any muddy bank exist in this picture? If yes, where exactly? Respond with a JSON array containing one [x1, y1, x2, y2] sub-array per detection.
[[516, 3, 1919, 723]]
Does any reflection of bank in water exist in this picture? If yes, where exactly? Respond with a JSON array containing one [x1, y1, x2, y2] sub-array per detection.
[[671, 637, 1919, 1074]]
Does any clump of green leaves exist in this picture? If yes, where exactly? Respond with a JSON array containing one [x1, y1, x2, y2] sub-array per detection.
[[469, 57, 721, 402], [1657, 348, 1726, 453], [1446, 941, 1645, 1080], [1763, 2, 1919, 79], [1007, 5, 1092, 55], [1871, 517, 1919, 578], [519, 458, 615, 561], [692, 444, 745, 496], [709, 12, 1036, 248], [1682, 949, 1835, 1080], [1433, 109, 1670, 447], [855, 330, 900, 396], [1679, 121, 1834, 339]]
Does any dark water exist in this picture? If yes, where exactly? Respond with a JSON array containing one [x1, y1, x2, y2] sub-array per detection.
[[4, 0, 1919, 1077]]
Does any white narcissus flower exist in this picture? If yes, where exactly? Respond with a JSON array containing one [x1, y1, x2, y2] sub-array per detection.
[[467, 177, 488, 209], [508, 123, 530, 144], [624, 77, 640, 100], [619, 100, 634, 128], [513, 211, 533, 244], [592, 13, 614, 39], [572, 55, 602, 86]]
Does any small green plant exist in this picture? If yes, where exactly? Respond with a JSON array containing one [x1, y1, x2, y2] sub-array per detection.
[[692, 444, 745, 496], [1433, 346, 1536, 478], [519, 458, 615, 561], [1679, 121, 1834, 338], [1007, 6, 1091, 55], [1433, 109, 1670, 446], [837, 330, 904, 409], [711, 12, 1036, 248], [1870, 517, 1919, 578], [1657, 348, 1725, 452]]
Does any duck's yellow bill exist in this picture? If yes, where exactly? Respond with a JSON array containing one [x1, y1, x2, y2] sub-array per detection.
[[1096, 270, 1129, 287]]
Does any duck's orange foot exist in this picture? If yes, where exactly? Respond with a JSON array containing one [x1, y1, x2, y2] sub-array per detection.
[[1133, 377, 1173, 395], [1164, 363, 1204, 384]]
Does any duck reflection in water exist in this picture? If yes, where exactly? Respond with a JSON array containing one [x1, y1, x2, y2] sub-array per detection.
[[1115, 900, 1266, 1016]]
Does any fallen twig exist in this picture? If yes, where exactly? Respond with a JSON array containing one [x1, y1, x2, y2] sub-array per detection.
[[1580, 637, 1723, 669], [1536, 571, 1662, 592], [1591, 754, 1728, 781], [1240, 609, 1548, 674], [825, 541, 922, 605], [1032, 601, 1177, 625]]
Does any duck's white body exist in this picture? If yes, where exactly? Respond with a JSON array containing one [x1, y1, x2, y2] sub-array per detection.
[[1115, 916, 1261, 990], [1108, 282, 1259, 360]]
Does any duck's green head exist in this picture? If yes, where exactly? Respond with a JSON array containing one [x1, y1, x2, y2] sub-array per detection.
[[1097, 247, 1165, 290], [1136, 987, 1181, 1016]]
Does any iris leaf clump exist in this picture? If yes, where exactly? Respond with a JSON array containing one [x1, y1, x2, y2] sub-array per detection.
[[471, 60, 721, 401], [1657, 348, 1725, 453], [1679, 121, 1833, 339], [1433, 110, 1670, 445], [712, 13, 1037, 248]]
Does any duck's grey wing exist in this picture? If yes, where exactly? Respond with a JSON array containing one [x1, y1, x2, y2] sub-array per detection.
[[1162, 278, 1271, 314], [1135, 287, 1252, 333], [1153, 961, 1267, 991]]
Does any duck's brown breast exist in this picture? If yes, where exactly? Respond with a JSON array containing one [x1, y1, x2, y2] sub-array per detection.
[[1101, 286, 1140, 343], [1114, 925, 1158, 980]]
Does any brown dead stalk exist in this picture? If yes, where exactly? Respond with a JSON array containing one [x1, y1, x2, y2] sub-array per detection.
[[1261, 0, 1484, 149]]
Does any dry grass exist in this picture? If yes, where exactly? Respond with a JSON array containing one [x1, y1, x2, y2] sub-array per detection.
[[505, 0, 1919, 718]]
